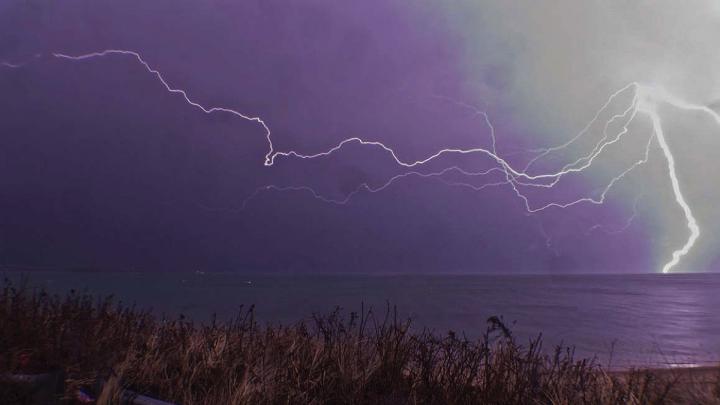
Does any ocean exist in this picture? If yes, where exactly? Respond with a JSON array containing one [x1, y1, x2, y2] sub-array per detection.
[[4, 271, 720, 369]]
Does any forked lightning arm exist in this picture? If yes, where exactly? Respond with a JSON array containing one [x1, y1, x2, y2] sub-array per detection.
[[4, 50, 718, 273]]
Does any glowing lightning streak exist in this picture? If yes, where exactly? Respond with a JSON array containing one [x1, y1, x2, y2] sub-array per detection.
[[1, 54, 43, 69], [637, 89, 701, 274], [523, 82, 638, 172], [5, 50, 719, 273], [586, 195, 642, 236], [50, 50, 277, 165], [266, 90, 642, 187], [212, 166, 507, 212], [266, 83, 707, 273], [271, 84, 718, 273], [21, 50, 638, 188]]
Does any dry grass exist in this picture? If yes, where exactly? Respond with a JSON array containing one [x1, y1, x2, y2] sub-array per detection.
[[1, 278, 719, 404]]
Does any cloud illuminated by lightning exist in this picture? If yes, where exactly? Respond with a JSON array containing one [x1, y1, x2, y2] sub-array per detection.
[[4, 49, 719, 273]]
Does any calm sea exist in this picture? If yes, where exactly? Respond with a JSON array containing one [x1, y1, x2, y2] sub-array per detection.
[[4, 271, 720, 369]]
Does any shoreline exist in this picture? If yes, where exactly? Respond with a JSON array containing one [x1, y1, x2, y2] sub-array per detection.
[[2, 281, 719, 403], [4, 270, 720, 373]]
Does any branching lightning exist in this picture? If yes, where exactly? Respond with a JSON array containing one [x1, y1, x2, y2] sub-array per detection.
[[50, 50, 277, 166], [3, 49, 719, 273], [586, 195, 642, 236]]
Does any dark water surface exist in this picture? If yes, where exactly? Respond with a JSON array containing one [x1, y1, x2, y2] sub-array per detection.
[[5, 271, 720, 369]]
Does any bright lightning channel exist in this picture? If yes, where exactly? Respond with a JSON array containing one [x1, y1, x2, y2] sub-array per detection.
[[4, 50, 719, 273]]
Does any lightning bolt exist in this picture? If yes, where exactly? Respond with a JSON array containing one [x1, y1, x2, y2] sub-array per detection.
[[50, 50, 277, 166], [523, 82, 638, 172], [586, 195, 642, 236], [232, 166, 508, 211], [268, 83, 713, 273], [3, 50, 718, 273], [636, 88, 702, 274], [1, 62, 23, 68], [0, 54, 41, 69]]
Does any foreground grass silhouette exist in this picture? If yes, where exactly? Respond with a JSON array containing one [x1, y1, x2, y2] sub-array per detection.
[[1, 279, 719, 404]]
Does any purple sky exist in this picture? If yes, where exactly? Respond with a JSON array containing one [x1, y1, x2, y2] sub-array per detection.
[[0, 0, 676, 273]]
